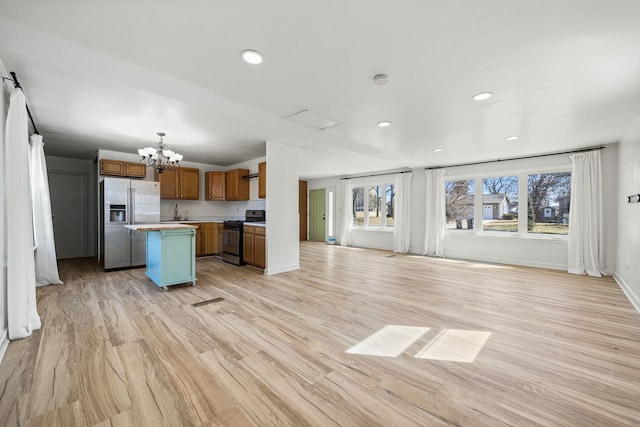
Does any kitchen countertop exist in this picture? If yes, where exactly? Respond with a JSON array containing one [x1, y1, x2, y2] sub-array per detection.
[[245, 222, 266, 227], [161, 220, 223, 224], [126, 224, 198, 231]]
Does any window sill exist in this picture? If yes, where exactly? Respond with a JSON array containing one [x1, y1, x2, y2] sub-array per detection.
[[445, 231, 568, 243], [352, 227, 394, 233]]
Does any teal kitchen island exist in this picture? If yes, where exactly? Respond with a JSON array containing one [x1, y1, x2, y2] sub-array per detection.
[[125, 223, 197, 291]]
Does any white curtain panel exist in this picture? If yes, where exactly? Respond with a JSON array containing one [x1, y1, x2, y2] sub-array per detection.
[[568, 150, 603, 276], [393, 173, 412, 253], [29, 134, 63, 287], [5, 90, 41, 339], [339, 179, 353, 246], [423, 168, 446, 257]]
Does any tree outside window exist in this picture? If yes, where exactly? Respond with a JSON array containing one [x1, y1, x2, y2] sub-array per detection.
[[445, 179, 475, 230], [527, 172, 571, 234], [352, 183, 395, 228]]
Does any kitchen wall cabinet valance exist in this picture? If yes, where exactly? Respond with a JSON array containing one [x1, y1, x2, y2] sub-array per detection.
[[258, 161, 266, 199], [100, 159, 146, 178], [156, 167, 199, 199], [205, 171, 226, 201], [226, 168, 250, 201]]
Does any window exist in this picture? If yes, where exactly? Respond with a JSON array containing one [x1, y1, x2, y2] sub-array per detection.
[[445, 179, 475, 230], [527, 172, 571, 235], [482, 175, 518, 233], [352, 183, 395, 229]]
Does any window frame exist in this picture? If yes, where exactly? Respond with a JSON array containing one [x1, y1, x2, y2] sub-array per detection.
[[444, 165, 571, 240], [351, 181, 396, 231]]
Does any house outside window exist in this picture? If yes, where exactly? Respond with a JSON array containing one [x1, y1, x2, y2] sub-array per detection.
[[352, 184, 395, 229], [482, 175, 518, 233]]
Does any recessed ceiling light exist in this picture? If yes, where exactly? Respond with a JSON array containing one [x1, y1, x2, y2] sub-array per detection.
[[377, 121, 392, 127], [433, 148, 443, 152], [241, 49, 263, 65], [505, 136, 519, 141], [472, 92, 492, 101]]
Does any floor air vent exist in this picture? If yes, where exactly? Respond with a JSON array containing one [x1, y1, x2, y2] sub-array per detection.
[[192, 297, 225, 307]]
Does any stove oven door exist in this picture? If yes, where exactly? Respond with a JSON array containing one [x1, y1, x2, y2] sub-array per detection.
[[222, 227, 244, 265], [223, 228, 240, 255]]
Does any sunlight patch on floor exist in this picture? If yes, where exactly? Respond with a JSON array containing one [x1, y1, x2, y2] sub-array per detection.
[[346, 325, 430, 357], [414, 329, 492, 363]]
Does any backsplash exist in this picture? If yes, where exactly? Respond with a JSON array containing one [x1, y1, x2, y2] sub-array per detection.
[[161, 199, 266, 221]]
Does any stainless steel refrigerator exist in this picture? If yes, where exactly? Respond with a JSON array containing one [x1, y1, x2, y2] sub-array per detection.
[[100, 177, 160, 269]]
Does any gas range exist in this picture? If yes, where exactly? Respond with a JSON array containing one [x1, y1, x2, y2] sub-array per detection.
[[222, 210, 265, 265]]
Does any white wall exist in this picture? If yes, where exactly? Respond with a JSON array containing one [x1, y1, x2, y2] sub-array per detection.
[[0, 60, 10, 362], [46, 155, 97, 257], [265, 141, 299, 275], [615, 116, 640, 312], [307, 144, 619, 272]]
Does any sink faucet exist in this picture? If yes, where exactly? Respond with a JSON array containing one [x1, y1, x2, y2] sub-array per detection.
[[174, 204, 180, 221]]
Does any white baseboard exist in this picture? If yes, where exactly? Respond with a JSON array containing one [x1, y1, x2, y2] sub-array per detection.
[[613, 273, 640, 314], [0, 328, 9, 365], [265, 264, 300, 276]]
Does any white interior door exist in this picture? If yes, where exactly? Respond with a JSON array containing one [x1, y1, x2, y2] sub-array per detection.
[[48, 171, 87, 259]]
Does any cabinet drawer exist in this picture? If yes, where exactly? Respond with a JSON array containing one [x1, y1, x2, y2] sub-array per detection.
[[254, 227, 266, 236], [243, 225, 255, 234]]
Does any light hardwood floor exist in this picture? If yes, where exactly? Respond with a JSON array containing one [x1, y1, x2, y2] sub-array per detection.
[[1, 242, 640, 426]]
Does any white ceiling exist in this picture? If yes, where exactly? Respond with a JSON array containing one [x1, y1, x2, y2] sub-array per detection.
[[1, 1, 640, 179]]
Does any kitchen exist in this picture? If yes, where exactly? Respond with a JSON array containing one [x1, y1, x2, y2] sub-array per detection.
[[97, 147, 270, 281]]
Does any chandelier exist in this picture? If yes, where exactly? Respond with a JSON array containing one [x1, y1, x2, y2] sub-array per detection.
[[137, 132, 183, 174]]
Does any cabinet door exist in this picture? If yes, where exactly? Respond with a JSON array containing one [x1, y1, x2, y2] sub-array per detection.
[[237, 169, 250, 201], [226, 170, 238, 200], [204, 222, 215, 255], [216, 223, 224, 254], [254, 233, 266, 269], [100, 159, 125, 176], [243, 227, 255, 265], [194, 223, 203, 256], [205, 171, 226, 200], [125, 162, 147, 178], [157, 169, 179, 199], [258, 162, 266, 199], [180, 168, 200, 200]]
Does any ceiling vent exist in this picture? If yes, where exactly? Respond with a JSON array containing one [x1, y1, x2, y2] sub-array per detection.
[[286, 109, 342, 131]]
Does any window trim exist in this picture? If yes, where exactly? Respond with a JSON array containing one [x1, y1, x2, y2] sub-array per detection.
[[444, 165, 571, 241], [352, 182, 396, 231]]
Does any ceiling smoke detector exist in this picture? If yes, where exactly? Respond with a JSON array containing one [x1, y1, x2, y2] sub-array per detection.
[[285, 109, 342, 131], [373, 74, 389, 85]]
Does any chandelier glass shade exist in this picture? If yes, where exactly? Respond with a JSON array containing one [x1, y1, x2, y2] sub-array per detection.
[[138, 132, 183, 173]]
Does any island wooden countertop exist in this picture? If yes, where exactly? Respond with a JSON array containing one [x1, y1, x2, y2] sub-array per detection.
[[125, 224, 198, 232]]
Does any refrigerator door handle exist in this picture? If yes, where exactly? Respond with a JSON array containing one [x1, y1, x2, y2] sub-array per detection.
[[131, 187, 136, 225]]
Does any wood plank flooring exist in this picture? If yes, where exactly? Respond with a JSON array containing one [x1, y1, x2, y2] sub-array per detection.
[[1, 242, 640, 426]]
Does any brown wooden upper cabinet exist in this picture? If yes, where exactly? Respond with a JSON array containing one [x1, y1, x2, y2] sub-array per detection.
[[225, 168, 250, 201], [100, 159, 146, 178], [258, 161, 266, 199], [205, 171, 226, 201], [155, 167, 200, 199]]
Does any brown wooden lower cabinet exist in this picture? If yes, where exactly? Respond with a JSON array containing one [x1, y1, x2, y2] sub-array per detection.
[[183, 222, 221, 257], [243, 225, 265, 269], [216, 223, 223, 255]]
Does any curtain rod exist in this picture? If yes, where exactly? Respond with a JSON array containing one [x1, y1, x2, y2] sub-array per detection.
[[2, 71, 40, 135], [425, 145, 606, 170], [340, 169, 412, 180]]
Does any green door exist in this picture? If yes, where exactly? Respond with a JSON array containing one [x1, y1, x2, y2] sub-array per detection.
[[309, 189, 326, 241]]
